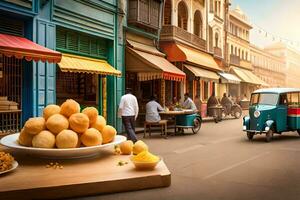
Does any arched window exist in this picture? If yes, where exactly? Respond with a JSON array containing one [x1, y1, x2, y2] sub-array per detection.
[[242, 50, 244, 60], [231, 45, 233, 54], [193, 10, 202, 38], [235, 47, 237, 55], [238, 48, 240, 56], [164, 0, 172, 25], [178, 1, 188, 30], [215, 32, 219, 47], [246, 52, 248, 61]]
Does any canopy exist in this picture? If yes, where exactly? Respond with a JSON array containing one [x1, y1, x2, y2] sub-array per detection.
[[231, 67, 268, 86], [0, 33, 61, 63], [185, 65, 220, 82], [160, 43, 222, 71], [219, 72, 241, 84], [58, 53, 121, 76], [126, 47, 185, 82]]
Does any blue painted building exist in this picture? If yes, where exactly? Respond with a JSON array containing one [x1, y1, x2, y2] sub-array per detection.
[[0, 0, 125, 133]]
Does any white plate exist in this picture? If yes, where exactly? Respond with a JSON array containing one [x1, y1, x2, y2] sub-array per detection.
[[0, 160, 18, 175], [0, 133, 126, 159]]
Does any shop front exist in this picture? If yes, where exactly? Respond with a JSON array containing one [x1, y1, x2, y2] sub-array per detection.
[[0, 32, 61, 136], [218, 72, 241, 101], [231, 66, 268, 108], [125, 39, 185, 125], [160, 42, 223, 117]]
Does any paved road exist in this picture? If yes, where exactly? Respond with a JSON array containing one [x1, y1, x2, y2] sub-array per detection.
[[75, 115, 300, 200]]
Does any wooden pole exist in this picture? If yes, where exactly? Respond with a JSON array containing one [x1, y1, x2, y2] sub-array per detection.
[[161, 79, 165, 106], [102, 77, 107, 119]]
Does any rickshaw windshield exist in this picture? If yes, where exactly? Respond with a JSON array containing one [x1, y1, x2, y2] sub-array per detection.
[[250, 93, 279, 106]]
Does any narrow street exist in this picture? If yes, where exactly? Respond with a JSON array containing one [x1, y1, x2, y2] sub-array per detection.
[[78, 115, 300, 200]]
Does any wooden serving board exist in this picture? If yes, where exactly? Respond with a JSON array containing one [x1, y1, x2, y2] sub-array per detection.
[[0, 148, 171, 200]]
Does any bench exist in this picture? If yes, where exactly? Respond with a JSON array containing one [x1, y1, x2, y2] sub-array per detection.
[[144, 120, 168, 139]]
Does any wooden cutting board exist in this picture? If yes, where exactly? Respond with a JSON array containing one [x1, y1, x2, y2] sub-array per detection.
[[0, 148, 171, 200]]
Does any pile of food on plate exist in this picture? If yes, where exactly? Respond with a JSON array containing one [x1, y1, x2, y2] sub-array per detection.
[[0, 151, 15, 172], [18, 99, 117, 149]]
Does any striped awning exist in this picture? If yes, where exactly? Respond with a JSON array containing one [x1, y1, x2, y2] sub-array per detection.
[[185, 65, 220, 82], [219, 72, 241, 84], [0, 33, 61, 63], [58, 53, 121, 76], [231, 67, 268, 86]]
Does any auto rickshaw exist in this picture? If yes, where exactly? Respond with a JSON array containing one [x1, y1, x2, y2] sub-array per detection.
[[243, 88, 300, 142], [175, 113, 202, 134]]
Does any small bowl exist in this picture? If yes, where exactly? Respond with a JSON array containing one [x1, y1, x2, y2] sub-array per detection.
[[130, 156, 161, 170]]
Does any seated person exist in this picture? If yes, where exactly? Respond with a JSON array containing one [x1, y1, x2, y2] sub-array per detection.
[[221, 93, 233, 113], [145, 95, 165, 123], [182, 93, 197, 111]]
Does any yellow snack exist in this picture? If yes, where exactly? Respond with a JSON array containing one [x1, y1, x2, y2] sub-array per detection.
[[80, 128, 102, 147], [32, 130, 56, 148], [18, 128, 34, 147], [82, 107, 98, 125], [133, 140, 148, 155], [56, 130, 78, 149], [60, 99, 80, 118], [24, 117, 46, 135], [0, 152, 14, 172], [119, 140, 133, 155], [90, 115, 106, 132], [101, 125, 116, 144], [132, 151, 159, 163], [43, 104, 61, 120], [46, 114, 69, 135]]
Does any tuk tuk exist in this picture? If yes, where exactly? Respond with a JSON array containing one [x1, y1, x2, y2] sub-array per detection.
[[243, 88, 300, 142]]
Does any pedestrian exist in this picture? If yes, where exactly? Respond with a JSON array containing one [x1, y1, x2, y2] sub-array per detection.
[[182, 93, 197, 111], [145, 95, 165, 123], [118, 88, 139, 142]]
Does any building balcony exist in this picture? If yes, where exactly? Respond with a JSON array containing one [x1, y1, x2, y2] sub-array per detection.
[[230, 54, 240, 66], [160, 25, 206, 52], [213, 47, 222, 58], [240, 59, 252, 70]]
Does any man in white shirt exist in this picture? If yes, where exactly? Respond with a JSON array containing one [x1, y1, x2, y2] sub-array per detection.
[[118, 88, 139, 142], [145, 95, 164, 123], [182, 93, 197, 111]]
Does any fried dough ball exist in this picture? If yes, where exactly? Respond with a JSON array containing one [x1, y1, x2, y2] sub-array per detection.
[[60, 99, 80, 118], [56, 130, 79, 149], [24, 117, 46, 135], [46, 114, 69, 135], [43, 104, 61, 120], [120, 140, 134, 155], [82, 107, 99, 125], [80, 128, 102, 147], [133, 140, 148, 155], [90, 115, 106, 132], [69, 113, 89, 133], [101, 125, 116, 144], [18, 128, 34, 147], [32, 130, 56, 148]]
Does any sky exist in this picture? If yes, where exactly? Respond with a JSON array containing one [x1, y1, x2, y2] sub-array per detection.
[[231, 0, 300, 50]]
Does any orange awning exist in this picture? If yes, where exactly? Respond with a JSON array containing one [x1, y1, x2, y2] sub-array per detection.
[[0, 33, 62, 63], [160, 43, 222, 71], [126, 47, 185, 82]]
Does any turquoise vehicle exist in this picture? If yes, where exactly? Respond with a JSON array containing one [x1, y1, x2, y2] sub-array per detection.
[[243, 88, 300, 142]]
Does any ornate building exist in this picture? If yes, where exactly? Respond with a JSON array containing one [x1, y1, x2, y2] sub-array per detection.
[[250, 45, 286, 88]]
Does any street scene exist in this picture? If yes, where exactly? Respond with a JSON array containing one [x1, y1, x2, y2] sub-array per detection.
[[1, 0, 300, 199]]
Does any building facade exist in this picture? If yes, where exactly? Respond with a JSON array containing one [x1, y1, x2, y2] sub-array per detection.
[[0, 0, 124, 133], [226, 6, 266, 100], [250, 44, 286, 88], [265, 43, 300, 88]]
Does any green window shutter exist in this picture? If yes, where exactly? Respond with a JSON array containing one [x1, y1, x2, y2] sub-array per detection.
[[0, 16, 24, 36], [56, 27, 107, 59]]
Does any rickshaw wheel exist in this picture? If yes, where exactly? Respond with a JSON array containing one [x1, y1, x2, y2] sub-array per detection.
[[265, 129, 274, 142], [247, 132, 254, 140], [233, 107, 242, 119], [192, 117, 202, 134]]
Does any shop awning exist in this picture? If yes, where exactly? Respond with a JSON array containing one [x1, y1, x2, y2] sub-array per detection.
[[185, 65, 220, 82], [126, 47, 185, 82], [219, 72, 241, 84], [0, 33, 61, 63], [231, 67, 268, 86], [160, 43, 222, 71], [58, 53, 121, 76]]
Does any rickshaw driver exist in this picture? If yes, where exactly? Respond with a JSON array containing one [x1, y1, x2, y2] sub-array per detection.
[[221, 93, 233, 114], [182, 93, 197, 111]]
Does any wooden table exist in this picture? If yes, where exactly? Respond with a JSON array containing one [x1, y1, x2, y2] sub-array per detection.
[[0, 147, 171, 200]]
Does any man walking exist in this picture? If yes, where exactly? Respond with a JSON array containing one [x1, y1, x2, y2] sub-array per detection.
[[118, 88, 139, 142]]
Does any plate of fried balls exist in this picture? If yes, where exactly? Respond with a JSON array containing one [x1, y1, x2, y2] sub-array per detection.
[[0, 99, 126, 159]]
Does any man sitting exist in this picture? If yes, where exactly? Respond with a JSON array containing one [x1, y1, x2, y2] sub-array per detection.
[[182, 93, 197, 111], [145, 95, 165, 123]]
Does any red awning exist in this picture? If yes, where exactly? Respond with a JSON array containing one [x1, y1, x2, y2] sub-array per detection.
[[0, 33, 62, 63]]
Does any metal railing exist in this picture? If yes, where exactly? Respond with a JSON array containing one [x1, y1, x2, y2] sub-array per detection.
[[230, 54, 240, 66], [0, 110, 21, 137]]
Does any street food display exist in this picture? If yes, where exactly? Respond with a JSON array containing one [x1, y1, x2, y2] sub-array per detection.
[[131, 150, 161, 170]]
